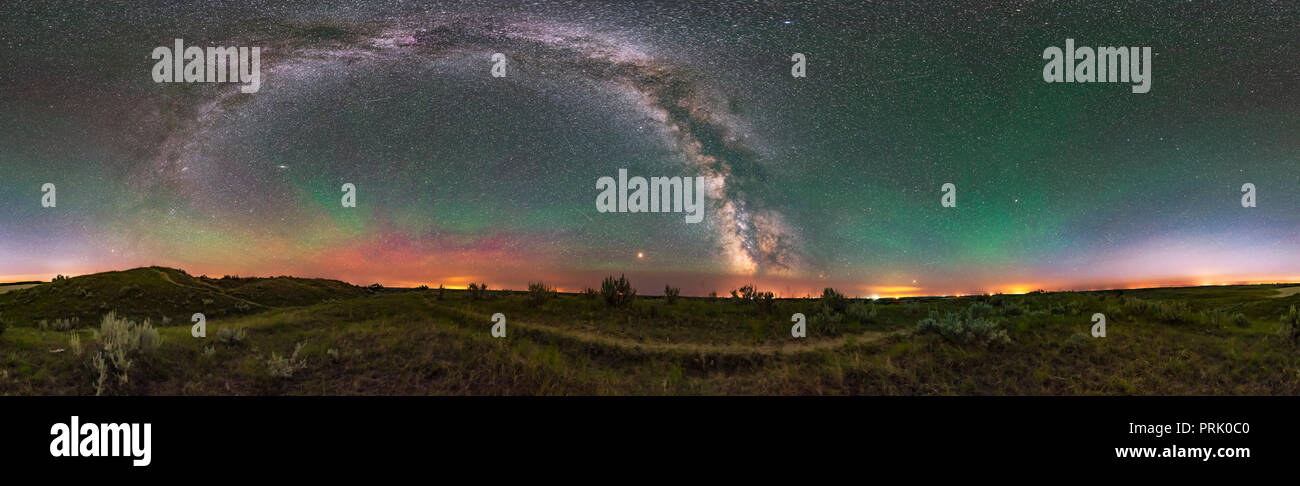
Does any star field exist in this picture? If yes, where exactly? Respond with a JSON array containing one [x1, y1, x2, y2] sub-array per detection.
[[1, 1, 1298, 297]]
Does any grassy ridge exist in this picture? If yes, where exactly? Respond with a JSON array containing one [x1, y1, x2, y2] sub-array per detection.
[[1, 269, 1299, 395], [0, 267, 367, 326]]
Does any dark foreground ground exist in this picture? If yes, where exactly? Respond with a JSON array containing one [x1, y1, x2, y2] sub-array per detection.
[[2, 267, 1299, 395]]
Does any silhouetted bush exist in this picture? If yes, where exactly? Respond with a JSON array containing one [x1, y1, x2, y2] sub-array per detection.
[[729, 285, 774, 312], [601, 274, 636, 307], [664, 285, 681, 305], [731, 285, 758, 301], [528, 281, 556, 307], [820, 288, 847, 313], [758, 291, 775, 313], [467, 282, 491, 300]]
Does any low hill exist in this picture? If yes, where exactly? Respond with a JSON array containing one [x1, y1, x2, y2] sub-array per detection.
[[199, 274, 370, 308], [0, 266, 367, 328]]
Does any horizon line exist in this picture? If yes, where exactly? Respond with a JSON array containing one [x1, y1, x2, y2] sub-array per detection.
[[3, 265, 1297, 300]]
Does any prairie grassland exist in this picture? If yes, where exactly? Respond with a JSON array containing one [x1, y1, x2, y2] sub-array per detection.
[[2, 273, 1299, 395], [0, 284, 40, 295]]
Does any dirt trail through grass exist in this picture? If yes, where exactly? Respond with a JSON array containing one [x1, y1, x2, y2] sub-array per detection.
[[0, 284, 40, 294], [149, 268, 272, 310], [1273, 287, 1300, 298], [429, 301, 908, 356]]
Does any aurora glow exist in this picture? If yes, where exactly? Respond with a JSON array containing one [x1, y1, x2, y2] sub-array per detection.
[[1, 1, 1298, 297]]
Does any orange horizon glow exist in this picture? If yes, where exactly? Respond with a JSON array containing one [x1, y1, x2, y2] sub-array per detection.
[[5, 265, 1299, 299]]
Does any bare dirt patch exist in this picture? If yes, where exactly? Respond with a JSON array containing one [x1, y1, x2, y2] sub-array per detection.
[[1273, 287, 1300, 298]]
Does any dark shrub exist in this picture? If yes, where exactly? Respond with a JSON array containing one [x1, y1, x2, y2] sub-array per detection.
[[601, 275, 636, 307], [731, 285, 759, 301], [664, 285, 681, 305], [820, 288, 847, 314], [758, 291, 775, 313], [467, 283, 490, 300], [528, 281, 555, 307], [915, 309, 1009, 346]]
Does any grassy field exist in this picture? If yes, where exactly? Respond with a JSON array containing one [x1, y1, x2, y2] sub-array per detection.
[[2, 267, 1299, 395], [0, 283, 41, 294]]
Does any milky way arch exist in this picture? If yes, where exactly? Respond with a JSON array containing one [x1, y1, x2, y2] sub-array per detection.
[[142, 14, 800, 275]]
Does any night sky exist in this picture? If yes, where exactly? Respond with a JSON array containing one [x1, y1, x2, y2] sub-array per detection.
[[1, 1, 1298, 297]]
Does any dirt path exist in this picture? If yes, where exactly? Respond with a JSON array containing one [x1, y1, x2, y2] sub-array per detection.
[[150, 268, 272, 309], [431, 303, 908, 356], [0, 284, 41, 294], [1273, 287, 1300, 298]]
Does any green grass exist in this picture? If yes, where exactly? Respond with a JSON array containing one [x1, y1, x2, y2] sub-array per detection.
[[0, 267, 368, 327], [2, 268, 1299, 395]]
